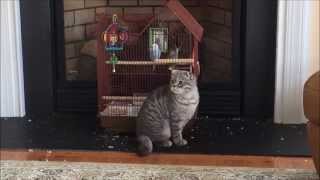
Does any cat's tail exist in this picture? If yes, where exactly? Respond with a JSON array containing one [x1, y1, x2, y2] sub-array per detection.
[[137, 135, 153, 156]]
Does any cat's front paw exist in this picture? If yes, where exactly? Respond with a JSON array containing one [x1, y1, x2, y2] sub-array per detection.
[[159, 140, 173, 147], [173, 138, 188, 146]]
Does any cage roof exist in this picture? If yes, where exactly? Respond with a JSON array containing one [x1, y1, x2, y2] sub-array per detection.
[[165, 0, 204, 42]]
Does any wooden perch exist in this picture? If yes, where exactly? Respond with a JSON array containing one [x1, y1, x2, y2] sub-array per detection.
[[102, 96, 147, 101], [105, 59, 193, 65]]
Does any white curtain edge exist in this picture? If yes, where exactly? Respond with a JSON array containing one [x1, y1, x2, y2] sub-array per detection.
[[0, 0, 26, 117], [274, 0, 314, 124]]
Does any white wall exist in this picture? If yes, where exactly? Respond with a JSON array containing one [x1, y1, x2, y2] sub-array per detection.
[[0, 0, 25, 117], [274, 0, 319, 124]]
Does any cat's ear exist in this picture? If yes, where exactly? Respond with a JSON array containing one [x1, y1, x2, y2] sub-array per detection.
[[186, 71, 195, 80], [168, 65, 176, 72], [171, 69, 179, 75]]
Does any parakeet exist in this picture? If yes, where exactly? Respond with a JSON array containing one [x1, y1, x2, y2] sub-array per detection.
[[168, 46, 180, 59], [150, 42, 161, 61], [149, 39, 161, 71]]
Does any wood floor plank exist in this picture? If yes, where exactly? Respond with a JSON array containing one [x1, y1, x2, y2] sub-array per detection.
[[0, 149, 315, 170]]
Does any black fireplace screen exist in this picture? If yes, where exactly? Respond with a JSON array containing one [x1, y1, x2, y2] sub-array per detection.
[[19, 0, 277, 117]]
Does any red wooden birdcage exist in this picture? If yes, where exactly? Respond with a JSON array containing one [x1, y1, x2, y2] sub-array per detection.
[[97, 0, 204, 132]]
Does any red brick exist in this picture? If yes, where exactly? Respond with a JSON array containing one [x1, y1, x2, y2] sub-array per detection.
[[85, 0, 107, 7], [186, 7, 205, 21], [65, 43, 76, 59], [224, 43, 232, 58], [203, 37, 232, 58], [155, 7, 179, 21], [207, 0, 219, 7], [74, 42, 86, 56], [139, 0, 165, 6], [205, 22, 232, 43], [74, 9, 96, 25], [64, 25, 85, 42], [96, 7, 123, 21], [201, 52, 232, 82], [109, 0, 138, 6], [207, 7, 225, 24], [124, 7, 153, 14], [225, 11, 232, 26], [180, 0, 199, 6], [66, 58, 80, 80], [64, 11, 75, 27], [203, 37, 226, 57], [64, 0, 85, 10], [220, 0, 232, 10], [86, 23, 98, 39]]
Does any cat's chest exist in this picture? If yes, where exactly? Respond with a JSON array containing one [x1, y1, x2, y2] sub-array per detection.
[[170, 101, 198, 119]]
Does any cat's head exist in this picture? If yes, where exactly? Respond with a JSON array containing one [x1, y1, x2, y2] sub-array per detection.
[[169, 69, 197, 95]]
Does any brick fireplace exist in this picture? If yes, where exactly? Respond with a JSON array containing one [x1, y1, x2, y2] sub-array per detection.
[[19, 0, 277, 119], [63, 0, 233, 83]]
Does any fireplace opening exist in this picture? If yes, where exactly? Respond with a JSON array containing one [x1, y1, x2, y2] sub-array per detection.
[[56, 0, 242, 117]]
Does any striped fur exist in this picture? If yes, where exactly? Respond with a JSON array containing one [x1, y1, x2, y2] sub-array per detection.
[[136, 70, 199, 156]]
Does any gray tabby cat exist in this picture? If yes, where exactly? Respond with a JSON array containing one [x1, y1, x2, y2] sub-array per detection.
[[136, 69, 199, 156]]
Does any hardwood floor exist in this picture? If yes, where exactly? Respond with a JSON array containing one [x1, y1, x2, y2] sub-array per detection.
[[0, 149, 315, 170]]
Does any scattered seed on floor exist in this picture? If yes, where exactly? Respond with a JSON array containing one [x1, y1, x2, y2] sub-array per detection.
[[108, 145, 114, 149]]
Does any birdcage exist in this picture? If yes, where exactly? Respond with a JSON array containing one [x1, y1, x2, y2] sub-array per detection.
[[97, 0, 204, 132]]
